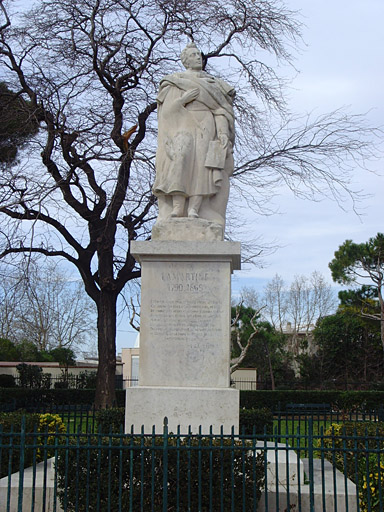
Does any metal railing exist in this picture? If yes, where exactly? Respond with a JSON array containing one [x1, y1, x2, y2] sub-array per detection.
[[11, 374, 125, 390], [230, 378, 258, 391], [1, 416, 384, 511]]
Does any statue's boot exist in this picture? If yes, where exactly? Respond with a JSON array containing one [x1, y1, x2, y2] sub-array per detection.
[[170, 195, 186, 217], [188, 196, 202, 218]]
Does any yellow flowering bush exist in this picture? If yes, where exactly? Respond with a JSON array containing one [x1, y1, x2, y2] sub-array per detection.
[[317, 423, 346, 471], [37, 413, 66, 460], [359, 456, 384, 512], [318, 421, 384, 511]]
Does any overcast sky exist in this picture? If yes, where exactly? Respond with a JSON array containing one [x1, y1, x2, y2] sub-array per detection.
[[230, 0, 384, 291], [114, 0, 384, 351]]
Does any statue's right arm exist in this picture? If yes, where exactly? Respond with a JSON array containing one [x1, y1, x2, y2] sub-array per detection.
[[180, 88, 199, 107]]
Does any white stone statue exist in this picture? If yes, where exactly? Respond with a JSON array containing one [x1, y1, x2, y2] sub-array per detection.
[[153, 42, 235, 231]]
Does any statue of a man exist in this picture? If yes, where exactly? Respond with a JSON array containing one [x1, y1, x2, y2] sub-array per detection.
[[153, 42, 235, 228]]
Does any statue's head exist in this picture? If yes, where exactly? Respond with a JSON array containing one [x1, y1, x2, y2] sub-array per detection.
[[180, 42, 203, 71]]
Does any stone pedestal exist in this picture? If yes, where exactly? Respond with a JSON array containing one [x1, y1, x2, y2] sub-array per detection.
[[125, 240, 241, 434]]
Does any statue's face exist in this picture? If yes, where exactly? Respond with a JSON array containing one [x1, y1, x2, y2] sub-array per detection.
[[185, 48, 203, 71]]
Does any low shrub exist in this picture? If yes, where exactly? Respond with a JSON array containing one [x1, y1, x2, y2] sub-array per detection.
[[37, 413, 66, 458], [359, 453, 384, 512], [0, 411, 67, 477], [0, 388, 126, 408], [0, 374, 16, 387], [240, 390, 384, 412], [96, 407, 125, 432], [320, 421, 384, 512], [0, 411, 40, 477], [239, 407, 273, 435], [56, 434, 265, 511]]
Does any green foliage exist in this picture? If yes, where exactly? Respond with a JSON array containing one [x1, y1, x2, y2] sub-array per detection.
[[339, 285, 378, 308], [231, 306, 293, 388], [49, 347, 76, 366], [0, 338, 21, 361], [320, 422, 384, 512], [0, 388, 125, 408], [0, 411, 67, 477], [96, 407, 125, 432], [359, 454, 384, 512], [240, 390, 384, 412], [76, 370, 97, 389], [0, 338, 77, 365], [0, 374, 16, 387], [0, 411, 40, 477], [313, 310, 382, 386], [0, 82, 39, 165], [239, 407, 274, 435], [329, 233, 384, 284], [17, 340, 41, 362], [329, 233, 384, 359], [56, 434, 265, 511], [16, 363, 44, 388]]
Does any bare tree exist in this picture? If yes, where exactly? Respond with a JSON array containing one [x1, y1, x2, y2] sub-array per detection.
[[261, 271, 336, 335], [263, 274, 287, 331], [0, 0, 378, 406], [0, 269, 23, 340], [0, 261, 96, 351], [286, 271, 337, 335]]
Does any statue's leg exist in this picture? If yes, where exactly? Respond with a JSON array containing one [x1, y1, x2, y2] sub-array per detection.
[[171, 195, 186, 217], [188, 195, 203, 218], [209, 172, 229, 224], [157, 195, 172, 221]]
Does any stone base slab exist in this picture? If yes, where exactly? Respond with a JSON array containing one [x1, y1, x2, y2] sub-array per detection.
[[125, 386, 239, 434], [152, 218, 224, 241]]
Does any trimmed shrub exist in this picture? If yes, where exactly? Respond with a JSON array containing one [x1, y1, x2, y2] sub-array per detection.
[[239, 407, 273, 435], [0, 411, 68, 477], [56, 434, 265, 511], [0, 374, 16, 387], [96, 407, 125, 432], [0, 388, 126, 408], [76, 370, 97, 389], [0, 411, 40, 477], [240, 390, 384, 412]]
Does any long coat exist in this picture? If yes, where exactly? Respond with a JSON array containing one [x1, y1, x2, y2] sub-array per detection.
[[153, 71, 235, 199]]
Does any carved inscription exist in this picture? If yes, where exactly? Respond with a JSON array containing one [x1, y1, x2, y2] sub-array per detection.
[[161, 271, 209, 293], [149, 269, 224, 344]]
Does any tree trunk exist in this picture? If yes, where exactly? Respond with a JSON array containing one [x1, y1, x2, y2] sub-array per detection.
[[94, 290, 117, 408], [263, 340, 275, 391]]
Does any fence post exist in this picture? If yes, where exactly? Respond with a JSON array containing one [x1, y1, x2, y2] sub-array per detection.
[[17, 415, 26, 512], [163, 417, 169, 512], [308, 417, 315, 512]]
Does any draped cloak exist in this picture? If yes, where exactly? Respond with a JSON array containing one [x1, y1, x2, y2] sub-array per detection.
[[153, 71, 235, 198]]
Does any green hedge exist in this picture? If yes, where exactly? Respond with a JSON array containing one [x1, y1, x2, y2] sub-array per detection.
[[0, 388, 126, 408], [3, 388, 384, 413], [56, 434, 264, 511], [0, 411, 40, 477], [0, 375, 16, 387], [239, 407, 274, 435], [240, 390, 384, 412], [96, 407, 125, 432]]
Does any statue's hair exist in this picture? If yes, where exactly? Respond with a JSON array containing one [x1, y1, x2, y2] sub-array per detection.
[[180, 42, 201, 67]]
